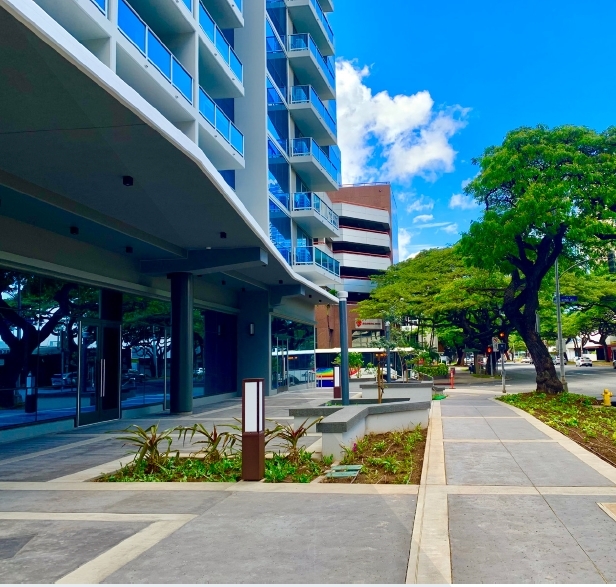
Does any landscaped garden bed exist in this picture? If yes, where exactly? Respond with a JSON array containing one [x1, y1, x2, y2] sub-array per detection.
[[324, 426, 427, 484], [498, 392, 616, 466]]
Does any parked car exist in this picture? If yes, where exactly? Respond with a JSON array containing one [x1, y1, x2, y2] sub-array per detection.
[[613, 358, 616, 369], [51, 372, 77, 387], [576, 357, 593, 367], [520, 357, 533, 364]]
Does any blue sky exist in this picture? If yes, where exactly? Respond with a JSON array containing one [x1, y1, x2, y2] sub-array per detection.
[[328, 0, 616, 258]]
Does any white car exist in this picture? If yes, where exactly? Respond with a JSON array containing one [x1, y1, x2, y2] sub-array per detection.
[[575, 356, 593, 367], [520, 357, 533, 364]]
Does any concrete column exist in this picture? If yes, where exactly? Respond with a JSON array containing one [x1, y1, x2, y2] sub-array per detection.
[[100, 289, 122, 322], [237, 290, 272, 395], [169, 272, 194, 414]]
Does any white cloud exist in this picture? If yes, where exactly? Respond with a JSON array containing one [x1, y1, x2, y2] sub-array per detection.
[[449, 193, 479, 210], [461, 178, 473, 189], [442, 223, 459, 234], [413, 214, 434, 224], [336, 59, 469, 184], [414, 222, 451, 230], [398, 228, 434, 260], [406, 195, 434, 213]]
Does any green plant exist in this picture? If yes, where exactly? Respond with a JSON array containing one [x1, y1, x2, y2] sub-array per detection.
[[226, 418, 284, 450], [117, 423, 177, 472], [179, 423, 236, 462], [274, 418, 322, 460]]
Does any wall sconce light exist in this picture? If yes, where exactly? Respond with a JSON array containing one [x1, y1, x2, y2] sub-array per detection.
[[123, 175, 134, 187], [125, 246, 133, 254], [70, 226, 79, 235], [249, 323, 255, 336]]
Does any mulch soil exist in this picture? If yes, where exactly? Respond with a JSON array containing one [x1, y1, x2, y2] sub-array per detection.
[[324, 427, 427, 484]]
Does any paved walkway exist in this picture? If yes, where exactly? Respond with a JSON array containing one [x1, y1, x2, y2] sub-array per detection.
[[411, 388, 616, 584], [2, 384, 616, 582]]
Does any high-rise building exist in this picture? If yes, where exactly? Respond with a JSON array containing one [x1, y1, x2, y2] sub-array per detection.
[[316, 183, 397, 352], [0, 0, 340, 438]]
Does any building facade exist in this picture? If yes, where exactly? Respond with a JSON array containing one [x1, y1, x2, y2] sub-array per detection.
[[316, 183, 397, 354], [0, 0, 340, 437]]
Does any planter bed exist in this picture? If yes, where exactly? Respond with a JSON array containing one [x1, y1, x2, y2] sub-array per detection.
[[498, 392, 616, 467]]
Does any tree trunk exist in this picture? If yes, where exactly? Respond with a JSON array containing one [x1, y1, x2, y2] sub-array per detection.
[[519, 323, 563, 393]]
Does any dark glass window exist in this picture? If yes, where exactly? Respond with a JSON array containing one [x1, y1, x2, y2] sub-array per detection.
[[269, 198, 292, 264]]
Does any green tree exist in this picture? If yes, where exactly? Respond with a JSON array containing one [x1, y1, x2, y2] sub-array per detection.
[[332, 352, 364, 377], [460, 125, 616, 393]]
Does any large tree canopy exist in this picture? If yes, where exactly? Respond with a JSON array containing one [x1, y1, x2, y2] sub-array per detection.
[[459, 125, 616, 392], [357, 247, 509, 366]]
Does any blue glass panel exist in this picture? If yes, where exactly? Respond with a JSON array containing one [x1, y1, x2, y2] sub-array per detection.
[[293, 192, 312, 210], [269, 199, 292, 263], [236, 0, 242, 12], [230, 124, 244, 156], [172, 58, 192, 103], [215, 107, 231, 141], [199, 2, 215, 42], [181, 0, 191, 10], [215, 28, 230, 62], [229, 49, 243, 82], [118, 0, 146, 54], [90, 0, 106, 13], [147, 30, 171, 79], [199, 88, 216, 126]]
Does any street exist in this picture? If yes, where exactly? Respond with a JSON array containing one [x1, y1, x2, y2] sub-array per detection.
[[461, 362, 616, 398]]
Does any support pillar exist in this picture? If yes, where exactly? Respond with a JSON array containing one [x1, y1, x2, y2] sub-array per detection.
[[169, 272, 193, 415], [237, 290, 272, 396], [338, 291, 350, 406]]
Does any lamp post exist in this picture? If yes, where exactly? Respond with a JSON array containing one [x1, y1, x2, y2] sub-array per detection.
[[338, 291, 350, 406], [385, 321, 391, 383]]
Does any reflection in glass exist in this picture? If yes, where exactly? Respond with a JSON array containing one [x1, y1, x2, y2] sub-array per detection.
[[271, 317, 315, 390]]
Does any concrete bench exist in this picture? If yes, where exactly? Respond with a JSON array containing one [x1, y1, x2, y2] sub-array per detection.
[[358, 381, 433, 402], [315, 400, 431, 460]]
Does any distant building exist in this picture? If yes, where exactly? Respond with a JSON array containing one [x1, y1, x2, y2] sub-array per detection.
[[315, 183, 397, 353]]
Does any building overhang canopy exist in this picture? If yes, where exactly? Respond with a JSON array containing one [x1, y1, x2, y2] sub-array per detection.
[[0, 1, 336, 307]]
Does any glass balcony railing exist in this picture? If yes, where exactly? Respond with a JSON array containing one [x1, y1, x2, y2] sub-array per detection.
[[181, 0, 192, 10], [290, 85, 336, 136], [90, 0, 106, 13], [294, 246, 340, 277], [118, 0, 193, 103], [199, 87, 244, 155], [236, 0, 243, 13], [292, 192, 339, 229], [288, 33, 335, 90], [199, 1, 243, 83], [290, 137, 341, 186], [309, 0, 334, 46]]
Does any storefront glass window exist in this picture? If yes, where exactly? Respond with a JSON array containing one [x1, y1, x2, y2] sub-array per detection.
[[271, 316, 315, 390]]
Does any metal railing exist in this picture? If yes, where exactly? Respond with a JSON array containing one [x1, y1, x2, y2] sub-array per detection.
[[290, 137, 341, 186], [292, 192, 339, 229], [199, 87, 244, 156], [290, 85, 336, 136], [294, 246, 340, 277], [309, 0, 334, 46], [199, 1, 243, 83], [118, 0, 193, 103], [90, 0, 106, 14], [287, 33, 335, 90]]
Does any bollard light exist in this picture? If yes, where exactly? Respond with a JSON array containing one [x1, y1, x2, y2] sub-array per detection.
[[333, 364, 341, 400], [242, 378, 265, 481]]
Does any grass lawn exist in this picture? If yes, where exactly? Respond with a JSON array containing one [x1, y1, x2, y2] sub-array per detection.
[[498, 392, 616, 466], [326, 426, 427, 484]]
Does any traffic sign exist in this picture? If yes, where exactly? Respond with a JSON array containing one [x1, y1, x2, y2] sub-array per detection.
[[559, 295, 578, 303], [498, 343, 507, 352]]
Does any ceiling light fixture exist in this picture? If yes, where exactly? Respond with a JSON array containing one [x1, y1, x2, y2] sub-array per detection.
[[123, 176, 134, 187]]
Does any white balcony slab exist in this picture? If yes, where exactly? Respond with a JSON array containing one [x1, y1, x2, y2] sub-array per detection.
[[333, 202, 390, 227], [335, 252, 391, 272], [335, 227, 391, 249]]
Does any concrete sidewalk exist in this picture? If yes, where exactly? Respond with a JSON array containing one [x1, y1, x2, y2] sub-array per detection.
[[410, 389, 616, 584]]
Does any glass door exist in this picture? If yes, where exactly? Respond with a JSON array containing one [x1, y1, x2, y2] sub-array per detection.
[[77, 321, 121, 426]]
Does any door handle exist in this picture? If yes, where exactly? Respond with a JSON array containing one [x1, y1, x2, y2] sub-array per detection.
[[100, 359, 106, 397]]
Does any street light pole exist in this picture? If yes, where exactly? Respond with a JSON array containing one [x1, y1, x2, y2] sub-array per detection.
[[338, 291, 350, 406], [385, 321, 391, 383], [555, 258, 568, 391]]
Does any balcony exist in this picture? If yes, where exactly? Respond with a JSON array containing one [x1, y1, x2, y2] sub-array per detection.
[[334, 251, 391, 272], [289, 138, 340, 191], [118, 0, 193, 104], [200, 0, 244, 29], [292, 192, 339, 238], [288, 33, 335, 100], [198, 1, 244, 98], [289, 85, 336, 145], [286, 0, 334, 56], [293, 246, 341, 285], [336, 227, 391, 251], [198, 87, 245, 169]]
